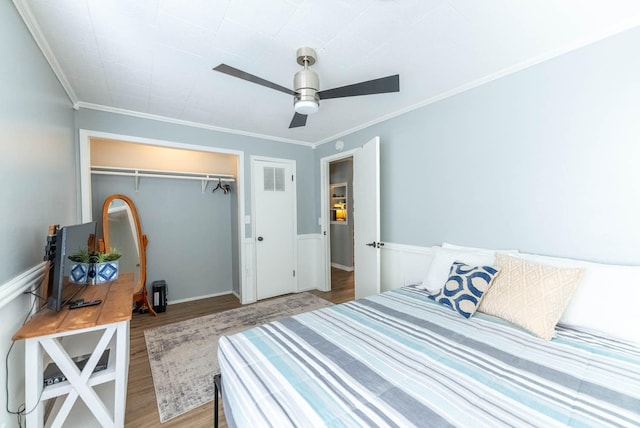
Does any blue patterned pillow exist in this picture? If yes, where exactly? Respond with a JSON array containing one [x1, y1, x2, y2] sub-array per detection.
[[428, 261, 499, 319]]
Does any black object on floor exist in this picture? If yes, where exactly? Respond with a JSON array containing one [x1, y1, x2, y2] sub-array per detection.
[[152, 280, 167, 312]]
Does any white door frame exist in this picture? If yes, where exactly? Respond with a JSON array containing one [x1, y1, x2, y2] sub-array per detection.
[[250, 156, 298, 299], [319, 148, 359, 292], [78, 129, 247, 302]]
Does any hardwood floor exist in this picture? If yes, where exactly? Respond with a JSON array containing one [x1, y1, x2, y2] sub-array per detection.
[[309, 266, 354, 304], [125, 268, 354, 427]]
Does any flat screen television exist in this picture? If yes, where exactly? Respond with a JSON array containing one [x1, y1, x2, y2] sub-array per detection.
[[46, 221, 97, 311]]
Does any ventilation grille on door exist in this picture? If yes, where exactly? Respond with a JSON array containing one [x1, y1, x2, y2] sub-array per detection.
[[264, 167, 285, 192]]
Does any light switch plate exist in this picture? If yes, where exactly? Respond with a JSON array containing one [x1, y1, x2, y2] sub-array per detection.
[[245, 215, 251, 224]]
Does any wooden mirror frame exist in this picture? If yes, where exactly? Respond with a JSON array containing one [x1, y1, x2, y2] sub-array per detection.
[[102, 194, 156, 316]]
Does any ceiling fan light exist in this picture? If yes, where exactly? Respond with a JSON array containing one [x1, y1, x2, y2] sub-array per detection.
[[295, 99, 319, 115], [294, 89, 319, 114]]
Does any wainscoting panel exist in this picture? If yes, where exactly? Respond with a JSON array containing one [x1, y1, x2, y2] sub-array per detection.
[[0, 262, 48, 422], [242, 238, 256, 304], [297, 234, 324, 292], [381, 243, 434, 292], [249, 237, 431, 299]]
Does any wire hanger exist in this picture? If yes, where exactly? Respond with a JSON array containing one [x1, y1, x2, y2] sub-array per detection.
[[212, 178, 223, 193], [212, 178, 231, 194]]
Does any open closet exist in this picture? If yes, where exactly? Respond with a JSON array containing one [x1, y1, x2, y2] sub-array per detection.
[[88, 137, 241, 304]]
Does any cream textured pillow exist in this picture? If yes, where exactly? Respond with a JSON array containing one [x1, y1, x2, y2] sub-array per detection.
[[477, 253, 584, 340]]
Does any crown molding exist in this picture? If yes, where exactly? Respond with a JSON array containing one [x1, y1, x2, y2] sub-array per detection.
[[313, 19, 640, 148], [12, 0, 78, 106], [75, 102, 315, 148]]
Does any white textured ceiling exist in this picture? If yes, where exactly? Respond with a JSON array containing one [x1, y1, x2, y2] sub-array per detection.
[[14, 0, 640, 146]]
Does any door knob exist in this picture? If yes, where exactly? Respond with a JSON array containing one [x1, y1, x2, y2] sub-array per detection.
[[366, 241, 376, 247], [257, 236, 264, 242]]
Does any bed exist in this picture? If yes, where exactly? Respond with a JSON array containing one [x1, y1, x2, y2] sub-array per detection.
[[219, 286, 640, 427], [218, 284, 640, 427]]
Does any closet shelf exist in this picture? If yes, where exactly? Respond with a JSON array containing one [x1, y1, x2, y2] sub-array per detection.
[[91, 166, 235, 193]]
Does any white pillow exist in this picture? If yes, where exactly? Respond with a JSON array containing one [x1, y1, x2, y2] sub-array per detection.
[[508, 252, 640, 345], [442, 242, 519, 253], [421, 246, 496, 293], [506, 252, 586, 268]]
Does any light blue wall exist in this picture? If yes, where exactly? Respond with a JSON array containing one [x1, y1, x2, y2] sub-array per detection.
[[1, 19, 76, 282], [74, 109, 318, 236], [1, 2, 75, 426], [316, 26, 640, 265], [75, 109, 319, 301], [91, 175, 235, 302]]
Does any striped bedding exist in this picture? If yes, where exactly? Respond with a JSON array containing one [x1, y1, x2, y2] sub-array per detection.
[[218, 286, 640, 427]]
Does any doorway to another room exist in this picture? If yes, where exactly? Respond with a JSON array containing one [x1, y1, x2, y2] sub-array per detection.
[[320, 136, 381, 300], [329, 158, 355, 297]]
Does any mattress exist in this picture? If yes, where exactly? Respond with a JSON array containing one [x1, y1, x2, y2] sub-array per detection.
[[218, 286, 640, 427]]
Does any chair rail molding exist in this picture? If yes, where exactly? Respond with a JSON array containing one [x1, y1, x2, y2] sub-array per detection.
[[0, 262, 46, 310]]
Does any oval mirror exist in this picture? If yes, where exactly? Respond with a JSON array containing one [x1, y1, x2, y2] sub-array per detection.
[[102, 194, 156, 315]]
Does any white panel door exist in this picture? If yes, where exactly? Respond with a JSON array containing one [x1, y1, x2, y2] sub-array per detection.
[[353, 137, 381, 299], [254, 159, 296, 300]]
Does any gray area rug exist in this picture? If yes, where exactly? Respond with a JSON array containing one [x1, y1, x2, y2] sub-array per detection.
[[144, 292, 333, 423]]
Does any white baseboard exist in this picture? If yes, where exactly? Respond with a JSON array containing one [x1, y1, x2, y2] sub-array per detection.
[[168, 290, 233, 305], [331, 263, 354, 272]]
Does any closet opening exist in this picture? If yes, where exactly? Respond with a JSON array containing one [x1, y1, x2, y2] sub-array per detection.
[[80, 132, 246, 306]]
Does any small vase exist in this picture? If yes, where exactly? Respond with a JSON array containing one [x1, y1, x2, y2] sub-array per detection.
[[69, 262, 91, 284], [95, 260, 119, 284]]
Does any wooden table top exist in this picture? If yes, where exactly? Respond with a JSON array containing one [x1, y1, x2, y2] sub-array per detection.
[[12, 273, 134, 341]]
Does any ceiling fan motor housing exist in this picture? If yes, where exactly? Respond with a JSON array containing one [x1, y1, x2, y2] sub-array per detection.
[[294, 69, 319, 103], [294, 47, 320, 114]]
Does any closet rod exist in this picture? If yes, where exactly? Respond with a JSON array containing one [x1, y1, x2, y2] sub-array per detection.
[[91, 165, 235, 193]]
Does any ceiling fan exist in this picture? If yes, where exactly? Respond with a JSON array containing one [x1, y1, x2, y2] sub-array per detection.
[[212, 47, 400, 129]]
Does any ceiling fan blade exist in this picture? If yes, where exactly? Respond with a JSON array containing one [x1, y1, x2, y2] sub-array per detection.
[[289, 112, 308, 128], [318, 74, 399, 100], [213, 64, 296, 96]]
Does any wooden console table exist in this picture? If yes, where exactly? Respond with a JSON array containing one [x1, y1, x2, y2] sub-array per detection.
[[13, 274, 134, 428]]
